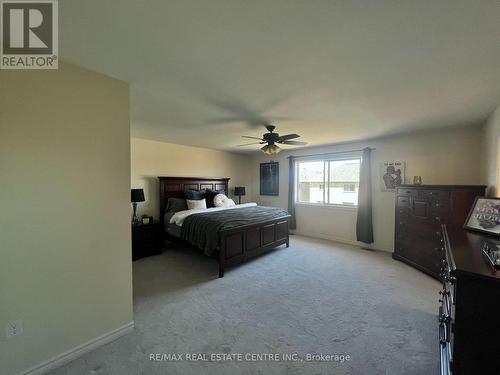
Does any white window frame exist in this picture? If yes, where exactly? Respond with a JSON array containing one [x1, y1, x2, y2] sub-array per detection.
[[295, 156, 361, 208]]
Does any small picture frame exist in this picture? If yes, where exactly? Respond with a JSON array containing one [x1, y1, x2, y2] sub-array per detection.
[[464, 197, 500, 236]]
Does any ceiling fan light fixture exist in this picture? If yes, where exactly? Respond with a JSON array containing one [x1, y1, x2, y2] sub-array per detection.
[[261, 144, 281, 155]]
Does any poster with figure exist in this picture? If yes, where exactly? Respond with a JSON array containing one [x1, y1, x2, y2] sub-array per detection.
[[380, 161, 405, 191]]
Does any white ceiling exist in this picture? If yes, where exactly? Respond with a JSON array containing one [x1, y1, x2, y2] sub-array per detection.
[[60, 0, 500, 152]]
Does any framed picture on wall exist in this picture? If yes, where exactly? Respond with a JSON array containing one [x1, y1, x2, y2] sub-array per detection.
[[380, 161, 405, 192], [260, 162, 279, 196], [464, 197, 500, 236]]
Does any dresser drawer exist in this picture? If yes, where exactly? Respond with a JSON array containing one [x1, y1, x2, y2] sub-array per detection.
[[395, 222, 410, 241], [396, 206, 409, 218], [397, 187, 418, 197], [396, 237, 441, 269], [397, 225, 442, 245], [394, 242, 407, 256], [395, 218, 441, 239], [430, 205, 450, 219], [430, 213, 448, 225], [420, 189, 450, 201], [397, 196, 411, 207], [394, 240, 424, 258], [430, 199, 449, 210]]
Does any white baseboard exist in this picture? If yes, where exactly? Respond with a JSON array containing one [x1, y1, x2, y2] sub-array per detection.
[[20, 321, 134, 375], [293, 230, 390, 253], [294, 230, 360, 247]]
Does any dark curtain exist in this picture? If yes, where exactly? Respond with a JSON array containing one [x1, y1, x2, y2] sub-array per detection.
[[287, 156, 297, 230], [356, 148, 374, 243]]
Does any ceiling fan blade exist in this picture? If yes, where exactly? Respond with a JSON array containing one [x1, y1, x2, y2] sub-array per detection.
[[277, 133, 300, 141], [205, 117, 250, 124], [236, 142, 262, 147], [281, 140, 308, 145], [204, 96, 291, 128], [242, 135, 264, 140]]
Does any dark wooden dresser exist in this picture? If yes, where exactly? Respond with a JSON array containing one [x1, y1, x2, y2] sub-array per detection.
[[438, 225, 500, 375], [393, 185, 485, 278], [132, 222, 163, 261]]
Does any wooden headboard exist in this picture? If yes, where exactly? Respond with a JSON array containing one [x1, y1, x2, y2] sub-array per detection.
[[158, 176, 230, 224]]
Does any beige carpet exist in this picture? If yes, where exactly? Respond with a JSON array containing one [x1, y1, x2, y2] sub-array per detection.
[[49, 235, 440, 375]]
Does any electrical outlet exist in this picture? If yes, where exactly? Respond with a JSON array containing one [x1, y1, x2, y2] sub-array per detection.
[[5, 319, 23, 339]]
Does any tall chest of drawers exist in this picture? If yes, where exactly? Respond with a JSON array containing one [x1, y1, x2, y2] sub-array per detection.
[[393, 185, 485, 278], [438, 226, 500, 375]]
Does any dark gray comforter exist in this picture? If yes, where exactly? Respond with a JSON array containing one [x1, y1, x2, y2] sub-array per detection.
[[181, 206, 289, 256]]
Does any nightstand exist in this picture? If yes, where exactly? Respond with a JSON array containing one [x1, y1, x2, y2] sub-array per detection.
[[132, 222, 163, 261]]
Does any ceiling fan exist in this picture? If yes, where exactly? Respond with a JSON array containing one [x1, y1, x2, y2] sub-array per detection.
[[237, 125, 307, 155]]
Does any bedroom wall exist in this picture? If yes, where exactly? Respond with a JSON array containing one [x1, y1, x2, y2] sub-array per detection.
[[251, 125, 484, 252], [131, 137, 253, 220], [481, 105, 500, 196], [0, 63, 133, 374]]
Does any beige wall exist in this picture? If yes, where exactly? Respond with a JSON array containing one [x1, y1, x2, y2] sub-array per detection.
[[251, 125, 484, 252], [131, 138, 253, 220], [482, 105, 500, 196], [0, 63, 133, 374]]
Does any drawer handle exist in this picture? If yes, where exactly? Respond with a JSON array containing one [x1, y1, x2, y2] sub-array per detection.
[[439, 324, 446, 344], [439, 314, 450, 324], [441, 273, 450, 282]]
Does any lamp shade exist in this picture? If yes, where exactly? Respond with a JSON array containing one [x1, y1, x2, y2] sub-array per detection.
[[261, 144, 281, 155], [131, 189, 145, 203], [234, 186, 246, 196]]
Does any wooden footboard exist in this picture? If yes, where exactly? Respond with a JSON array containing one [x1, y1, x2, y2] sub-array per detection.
[[218, 215, 290, 278]]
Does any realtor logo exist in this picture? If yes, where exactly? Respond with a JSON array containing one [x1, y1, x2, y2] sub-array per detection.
[[1, 0, 58, 69]]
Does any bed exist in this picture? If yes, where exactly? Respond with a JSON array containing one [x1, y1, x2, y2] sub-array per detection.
[[159, 176, 290, 278]]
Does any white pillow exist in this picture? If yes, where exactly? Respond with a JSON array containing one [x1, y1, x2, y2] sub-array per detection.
[[213, 194, 236, 208], [213, 193, 228, 207], [226, 198, 236, 207], [186, 199, 207, 210]]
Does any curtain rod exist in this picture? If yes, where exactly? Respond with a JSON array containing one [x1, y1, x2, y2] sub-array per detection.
[[286, 147, 376, 159]]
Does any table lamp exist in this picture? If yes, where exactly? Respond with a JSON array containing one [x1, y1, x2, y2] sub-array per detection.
[[131, 189, 145, 225], [234, 186, 246, 205]]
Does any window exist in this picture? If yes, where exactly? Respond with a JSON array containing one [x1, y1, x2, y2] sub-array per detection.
[[344, 183, 356, 192], [296, 158, 360, 206]]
